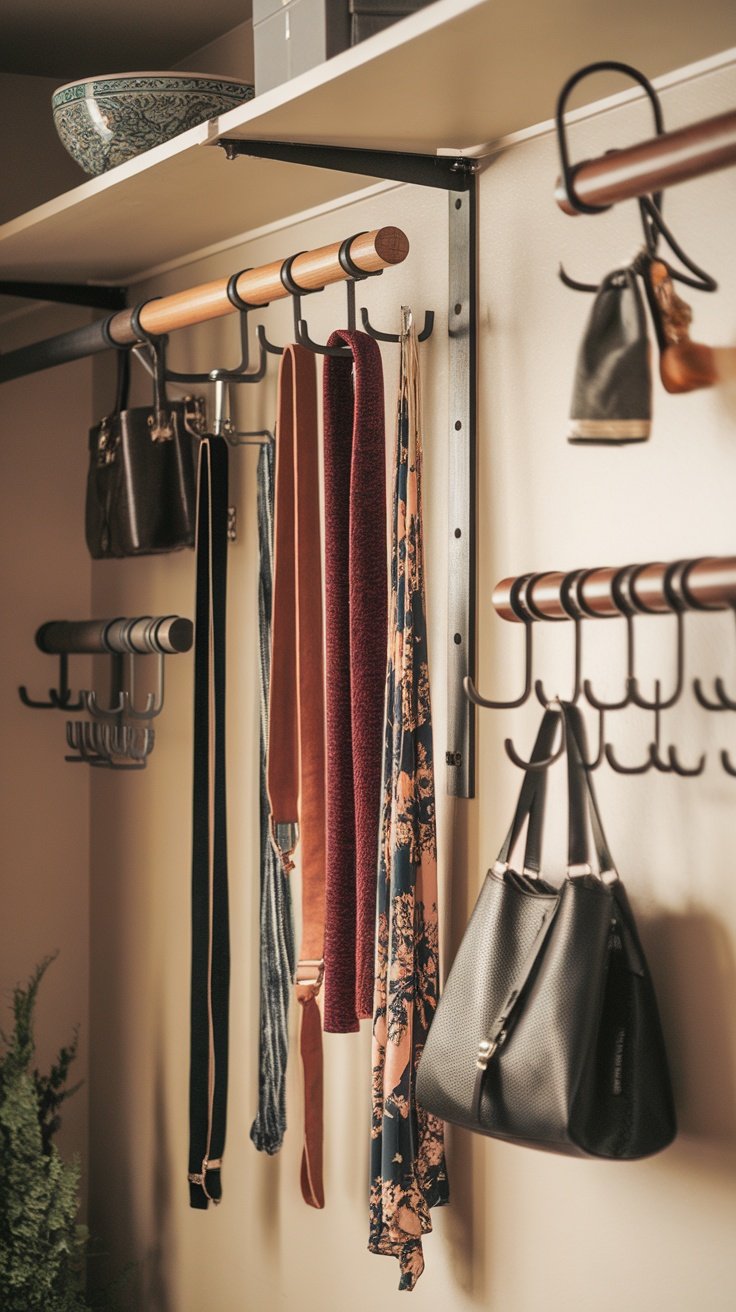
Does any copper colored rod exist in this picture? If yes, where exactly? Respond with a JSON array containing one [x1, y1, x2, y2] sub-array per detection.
[[555, 109, 736, 215], [106, 226, 409, 344], [493, 557, 736, 621]]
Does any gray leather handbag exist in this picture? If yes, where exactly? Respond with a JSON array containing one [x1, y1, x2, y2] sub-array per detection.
[[416, 703, 676, 1160]]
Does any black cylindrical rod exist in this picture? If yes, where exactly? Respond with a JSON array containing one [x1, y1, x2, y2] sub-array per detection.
[[36, 616, 193, 655], [0, 316, 118, 385]]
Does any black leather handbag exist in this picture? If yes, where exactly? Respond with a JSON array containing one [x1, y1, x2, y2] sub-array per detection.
[[416, 702, 676, 1160], [85, 339, 205, 559]]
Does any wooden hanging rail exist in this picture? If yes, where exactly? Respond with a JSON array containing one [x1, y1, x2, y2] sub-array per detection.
[[0, 226, 409, 384], [555, 108, 736, 214], [493, 557, 736, 621]]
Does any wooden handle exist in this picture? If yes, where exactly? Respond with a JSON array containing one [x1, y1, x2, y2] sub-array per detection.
[[109, 226, 410, 344]]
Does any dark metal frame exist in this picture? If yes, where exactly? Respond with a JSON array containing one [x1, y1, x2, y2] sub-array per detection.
[[0, 281, 127, 310]]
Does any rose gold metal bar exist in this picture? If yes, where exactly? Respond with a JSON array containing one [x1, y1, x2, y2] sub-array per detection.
[[493, 557, 736, 621], [555, 110, 736, 215]]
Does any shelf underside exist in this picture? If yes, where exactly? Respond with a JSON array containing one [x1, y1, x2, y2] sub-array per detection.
[[0, 0, 733, 290]]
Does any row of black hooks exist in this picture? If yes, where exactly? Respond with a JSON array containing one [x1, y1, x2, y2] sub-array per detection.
[[465, 564, 736, 778], [131, 243, 434, 395]]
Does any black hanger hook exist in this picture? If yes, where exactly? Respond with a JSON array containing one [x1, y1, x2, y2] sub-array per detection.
[[556, 61, 665, 218]]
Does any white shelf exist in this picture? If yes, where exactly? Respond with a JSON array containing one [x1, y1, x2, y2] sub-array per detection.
[[0, 0, 734, 286]]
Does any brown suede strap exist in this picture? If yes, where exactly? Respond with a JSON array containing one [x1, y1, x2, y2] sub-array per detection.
[[267, 344, 326, 1209]]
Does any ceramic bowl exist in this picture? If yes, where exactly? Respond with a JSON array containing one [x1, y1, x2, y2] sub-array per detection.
[[52, 72, 254, 175]]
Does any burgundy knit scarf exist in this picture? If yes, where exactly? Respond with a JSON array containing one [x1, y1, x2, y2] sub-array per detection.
[[322, 329, 387, 1033]]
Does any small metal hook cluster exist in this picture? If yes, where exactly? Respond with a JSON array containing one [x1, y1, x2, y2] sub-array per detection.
[[19, 616, 190, 771], [67, 645, 164, 770], [465, 559, 733, 776]]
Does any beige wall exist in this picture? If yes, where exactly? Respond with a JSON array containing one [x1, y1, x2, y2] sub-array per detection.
[[84, 55, 736, 1312], [0, 305, 93, 1177]]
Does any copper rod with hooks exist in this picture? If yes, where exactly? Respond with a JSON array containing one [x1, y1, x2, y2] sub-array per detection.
[[492, 557, 736, 623], [555, 109, 736, 215]]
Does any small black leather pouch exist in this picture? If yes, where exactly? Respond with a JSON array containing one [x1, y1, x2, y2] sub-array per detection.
[[86, 342, 205, 559], [568, 266, 651, 445]]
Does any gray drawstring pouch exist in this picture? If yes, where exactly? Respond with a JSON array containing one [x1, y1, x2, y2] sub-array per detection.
[[568, 267, 651, 444]]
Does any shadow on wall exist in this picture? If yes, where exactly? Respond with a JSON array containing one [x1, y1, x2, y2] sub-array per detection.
[[643, 908, 736, 1154], [146, 1035, 174, 1312], [438, 794, 489, 1303]]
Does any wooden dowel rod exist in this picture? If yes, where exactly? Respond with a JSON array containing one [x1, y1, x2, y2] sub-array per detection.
[[108, 226, 409, 344], [493, 557, 736, 621], [555, 109, 736, 214]]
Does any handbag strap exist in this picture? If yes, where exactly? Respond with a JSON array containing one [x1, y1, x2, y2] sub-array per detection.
[[114, 348, 130, 414], [563, 703, 618, 878], [496, 706, 561, 874], [267, 344, 326, 1209], [188, 433, 230, 1209], [472, 702, 618, 1122]]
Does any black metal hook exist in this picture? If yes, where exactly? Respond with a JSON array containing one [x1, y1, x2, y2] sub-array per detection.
[[463, 573, 536, 710], [503, 697, 567, 771], [666, 743, 706, 776], [556, 61, 716, 295], [694, 605, 736, 711], [360, 306, 434, 342], [133, 278, 269, 385], [502, 573, 598, 771], [19, 651, 83, 711], [605, 675, 705, 776], [582, 564, 640, 711], [604, 744, 651, 775], [627, 559, 689, 712], [530, 570, 585, 707], [278, 251, 350, 358], [556, 61, 665, 217]]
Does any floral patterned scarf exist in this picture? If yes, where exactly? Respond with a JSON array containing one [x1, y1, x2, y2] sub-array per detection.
[[369, 310, 449, 1290]]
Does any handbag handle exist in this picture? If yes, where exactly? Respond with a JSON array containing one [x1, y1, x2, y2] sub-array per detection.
[[114, 348, 131, 415], [496, 705, 562, 875], [563, 702, 618, 880], [145, 334, 175, 441]]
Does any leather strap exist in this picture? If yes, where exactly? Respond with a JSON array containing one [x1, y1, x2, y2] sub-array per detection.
[[267, 345, 326, 1209], [497, 707, 561, 874], [188, 433, 230, 1208], [473, 701, 618, 1122], [114, 347, 130, 414], [563, 703, 617, 876]]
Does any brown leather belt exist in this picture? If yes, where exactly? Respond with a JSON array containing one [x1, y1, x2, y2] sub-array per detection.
[[267, 344, 326, 1209]]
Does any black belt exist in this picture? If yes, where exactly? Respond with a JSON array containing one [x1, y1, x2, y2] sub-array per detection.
[[188, 433, 230, 1208]]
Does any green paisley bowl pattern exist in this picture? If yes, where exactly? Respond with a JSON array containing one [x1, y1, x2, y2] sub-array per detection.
[[52, 74, 254, 176]]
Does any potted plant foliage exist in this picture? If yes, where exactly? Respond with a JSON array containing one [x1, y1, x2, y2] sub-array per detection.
[[0, 955, 91, 1311]]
